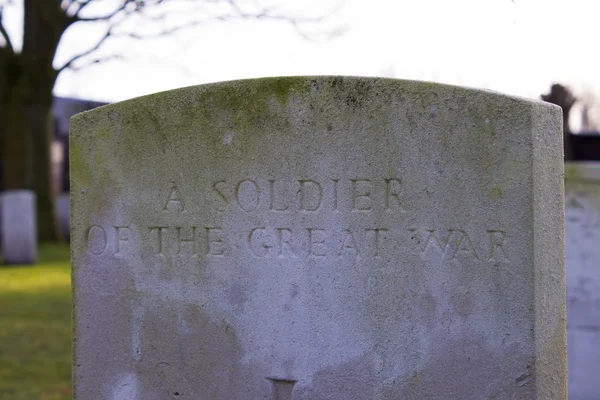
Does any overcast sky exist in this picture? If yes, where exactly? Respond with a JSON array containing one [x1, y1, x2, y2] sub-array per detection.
[[5, 0, 600, 106]]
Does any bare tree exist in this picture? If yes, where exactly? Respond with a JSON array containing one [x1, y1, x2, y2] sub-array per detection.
[[542, 83, 577, 161], [0, 0, 341, 241]]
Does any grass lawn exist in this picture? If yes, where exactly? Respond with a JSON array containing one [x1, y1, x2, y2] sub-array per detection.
[[0, 244, 72, 400]]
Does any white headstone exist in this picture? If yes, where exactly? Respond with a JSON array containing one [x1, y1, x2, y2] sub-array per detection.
[[1, 190, 37, 265], [71, 77, 566, 399], [565, 162, 600, 399]]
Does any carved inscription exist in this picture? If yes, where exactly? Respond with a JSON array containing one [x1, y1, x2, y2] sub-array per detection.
[[146, 226, 226, 257], [84, 181, 512, 264], [246, 227, 388, 259], [114, 226, 130, 257], [87, 225, 107, 255], [164, 185, 187, 213], [211, 178, 405, 213], [409, 229, 510, 261], [86, 225, 507, 261]]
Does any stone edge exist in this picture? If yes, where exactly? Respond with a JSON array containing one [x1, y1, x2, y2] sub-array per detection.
[[68, 76, 552, 126], [531, 102, 568, 398]]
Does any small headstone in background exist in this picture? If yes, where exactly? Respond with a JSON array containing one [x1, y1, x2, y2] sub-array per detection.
[[1, 190, 37, 265], [565, 162, 600, 399], [71, 77, 566, 399]]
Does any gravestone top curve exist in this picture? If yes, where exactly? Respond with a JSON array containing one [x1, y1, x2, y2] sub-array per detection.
[[71, 76, 566, 399]]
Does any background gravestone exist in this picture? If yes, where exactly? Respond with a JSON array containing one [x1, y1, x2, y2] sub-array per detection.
[[1, 190, 37, 265], [71, 77, 566, 399], [565, 162, 600, 399]]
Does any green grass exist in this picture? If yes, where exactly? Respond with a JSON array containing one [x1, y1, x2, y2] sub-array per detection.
[[0, 244, 72, 400]]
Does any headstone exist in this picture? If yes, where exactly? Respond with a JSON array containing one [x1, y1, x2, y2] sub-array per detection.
[[71, 77, 566, 399], [1, 190, 36, 265], [565, 162, 600, 399]]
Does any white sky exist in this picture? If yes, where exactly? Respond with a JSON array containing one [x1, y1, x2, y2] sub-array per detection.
[[5, 0, 600, 105]]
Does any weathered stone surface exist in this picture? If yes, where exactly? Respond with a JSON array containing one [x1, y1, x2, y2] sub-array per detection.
[[2, 190, 36, 265], [71, 77, 566, 399], [565, 162, 600, 400]]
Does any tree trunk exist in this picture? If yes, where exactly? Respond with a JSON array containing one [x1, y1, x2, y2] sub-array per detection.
[[31, 103, 60, 241], [0, 1, 73, 242], [0, 90, 61, 242], [0, 97, 30, 190], [0, 52, 30, 190], [0, 52, 62, 242]]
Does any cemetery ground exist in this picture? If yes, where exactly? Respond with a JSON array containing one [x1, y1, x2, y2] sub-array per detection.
[[0, 244, 71, 400]]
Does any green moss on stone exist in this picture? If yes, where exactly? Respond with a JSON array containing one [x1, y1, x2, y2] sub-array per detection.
[[489, 188, 503, 200]]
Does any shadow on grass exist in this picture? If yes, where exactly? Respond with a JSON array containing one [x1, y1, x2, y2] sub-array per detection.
[[0, 243, 72, 400]]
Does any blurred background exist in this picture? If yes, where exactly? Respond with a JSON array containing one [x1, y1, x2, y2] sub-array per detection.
[[0, 0, 599, 399]]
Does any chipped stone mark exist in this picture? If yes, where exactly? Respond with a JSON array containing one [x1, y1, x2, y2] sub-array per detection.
[[267, 377, 297, 400], [516, 371, 532, 387]]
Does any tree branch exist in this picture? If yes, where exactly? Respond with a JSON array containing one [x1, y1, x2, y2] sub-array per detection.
[[57, 30, 112, 72], [0, 7, 14, 53], [72, 1, 134, 22], [116, 0, 347, 41], [57, 0, 347, 73], [67, 54, 124, 71], [65, 0, 94, 17]]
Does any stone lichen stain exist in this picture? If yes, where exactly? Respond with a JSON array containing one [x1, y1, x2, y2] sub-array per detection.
[[389, 337, 534, 399], [133, 300, 267, 399], [419, 294, 437, 326], [450, 286, 475, 318], [308, 352, 376, 400], [222, 133, 235, 146], [489, 187, 503, 201], [226, 283, 248, 310]]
